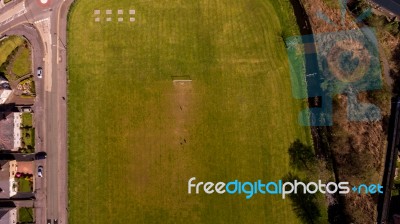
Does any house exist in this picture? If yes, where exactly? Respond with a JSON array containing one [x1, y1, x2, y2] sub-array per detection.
[[0, 112, 21, 151], [0, 207, 17, 224], [0, 160, 17, 199]]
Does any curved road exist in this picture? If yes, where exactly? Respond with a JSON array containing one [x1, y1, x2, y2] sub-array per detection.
[[0, 0, 74, 223]]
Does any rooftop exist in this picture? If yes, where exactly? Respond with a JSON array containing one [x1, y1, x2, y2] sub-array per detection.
[[0, 207, 16, 224], [0, 89, 11, 104], [0, 112, 14, 151], [0, 160, 17, 199]]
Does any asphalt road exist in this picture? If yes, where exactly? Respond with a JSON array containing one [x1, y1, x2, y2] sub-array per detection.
[[0, 0, 74, 223], [371, 0, 400, 16], [377, 97, 400, 223]]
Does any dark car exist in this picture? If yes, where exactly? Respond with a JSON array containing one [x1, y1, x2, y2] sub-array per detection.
[[0, 82, 10, 89], [47, 219, 52, 224], [35, 152, 47, 160]]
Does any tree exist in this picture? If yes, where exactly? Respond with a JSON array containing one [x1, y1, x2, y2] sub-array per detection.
[[283, 172, 322, 224], [288, 139, 317, 171]]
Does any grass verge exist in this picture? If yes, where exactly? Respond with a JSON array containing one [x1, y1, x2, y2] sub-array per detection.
[[18, 207, 34, 223], [12, 46, 31, 78]]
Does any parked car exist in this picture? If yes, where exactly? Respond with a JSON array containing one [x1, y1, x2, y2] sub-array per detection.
[[35, 152, 47, 160], [47, 219, 52, 224], [0, 82, 10, 89], [37, 67, 43, 79], [37, 166, 43, 177], [21, 107, 32, 112]]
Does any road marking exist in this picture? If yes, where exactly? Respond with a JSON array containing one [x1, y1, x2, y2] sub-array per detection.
[[23, 24, 35, 30], [0, 2, 26, 27], [34, 18, 50, 24]]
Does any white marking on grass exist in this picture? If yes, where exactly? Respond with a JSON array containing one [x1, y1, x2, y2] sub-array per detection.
[[95, 17, 100, 22], [94, 10, 100, 15], [106, 10, 112, 14], [130, 17, 135, 22], [173, 80, 192, 82], [118, 9, 123, 14], [129, 10, 135, 14], [118, 18, 123, 22], [106, 17, 111, 22]]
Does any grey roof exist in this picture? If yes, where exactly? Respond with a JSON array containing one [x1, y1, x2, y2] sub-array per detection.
[[0, 112, 14, 151], [0, 161, 11, 199], [0, 207, 16, 224]]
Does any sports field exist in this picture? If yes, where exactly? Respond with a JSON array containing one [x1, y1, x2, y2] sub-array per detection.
[[68, 0, 311, 223]]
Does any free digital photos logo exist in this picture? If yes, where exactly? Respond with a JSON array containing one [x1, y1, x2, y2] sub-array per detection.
[[188, 177, 383, 199]]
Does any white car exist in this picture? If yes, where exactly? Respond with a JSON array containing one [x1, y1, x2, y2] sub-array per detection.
[[37, 166, 43, 177]]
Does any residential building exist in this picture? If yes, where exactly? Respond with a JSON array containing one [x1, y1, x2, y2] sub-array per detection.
[[0, 112, 21, 151], [0, 161, 17, 199]]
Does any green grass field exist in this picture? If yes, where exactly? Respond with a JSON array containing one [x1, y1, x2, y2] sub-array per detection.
[[0, 36, 24, 67], [68, 0, 311, 223], [18, 207, 34, 223], [12, 46, 31, 77]]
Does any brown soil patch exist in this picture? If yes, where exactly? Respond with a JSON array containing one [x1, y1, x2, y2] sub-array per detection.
[[171, 81, 193, 148]]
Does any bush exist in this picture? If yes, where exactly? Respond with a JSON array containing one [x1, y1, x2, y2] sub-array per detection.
[[384, 21, 400, 36], [366, 15, 387, 28]]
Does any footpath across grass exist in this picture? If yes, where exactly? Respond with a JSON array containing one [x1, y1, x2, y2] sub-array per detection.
[[68, 0, 312, 223]]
